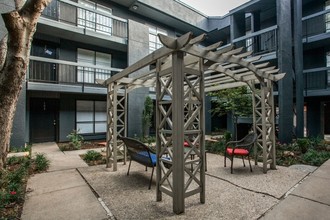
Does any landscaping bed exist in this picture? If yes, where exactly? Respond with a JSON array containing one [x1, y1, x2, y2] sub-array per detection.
[[58, 140, 106, 151], [79, 150, 107, 166], [205, 136, 330, 167], [0, 154, 50, 219]]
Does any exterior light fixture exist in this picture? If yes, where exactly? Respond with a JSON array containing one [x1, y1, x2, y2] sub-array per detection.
[[132, 5, 138, 10]]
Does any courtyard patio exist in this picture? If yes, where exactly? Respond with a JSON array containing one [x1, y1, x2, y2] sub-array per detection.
[[78, 152, 310, 219]]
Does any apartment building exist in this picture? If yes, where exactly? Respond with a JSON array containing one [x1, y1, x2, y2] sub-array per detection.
[[1, 0, 329, 147]]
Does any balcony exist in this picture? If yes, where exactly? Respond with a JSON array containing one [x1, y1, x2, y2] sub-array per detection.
[[27, 56, 123, 94], [303, 67, 330, 96], [302, 9, 330, 43], [38, 0, 128, 51], [232, 26, 277, 58]]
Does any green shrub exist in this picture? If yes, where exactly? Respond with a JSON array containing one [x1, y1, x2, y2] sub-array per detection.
[[84, 150, 103, 162], [223, 131, 232, 143], [303, 149, 330, 166], [67, 129, 84, 150], [34, 153, 50, 171], [206, 141, 225, 154], [296, 138, 310, 153], [7, 166, 27, 185]]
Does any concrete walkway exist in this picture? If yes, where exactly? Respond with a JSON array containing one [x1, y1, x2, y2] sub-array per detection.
[[21, 142, 110, 220], [20, 142, 330, 219]]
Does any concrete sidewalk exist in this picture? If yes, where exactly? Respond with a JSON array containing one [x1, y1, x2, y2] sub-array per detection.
[[21, 142, 110, 220], [20, 142, 330, 219], [261, 159, 330, 220]]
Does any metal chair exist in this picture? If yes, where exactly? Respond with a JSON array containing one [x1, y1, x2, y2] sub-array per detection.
[[224, 133, 257, 174]]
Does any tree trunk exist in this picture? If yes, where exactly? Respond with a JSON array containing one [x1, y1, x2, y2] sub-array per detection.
[[0, 0, 52, 169]]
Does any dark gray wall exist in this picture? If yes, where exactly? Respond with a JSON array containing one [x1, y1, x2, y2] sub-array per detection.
[[59, 95, 76, 142], [59, 93, 107, 142], [230, 13, 246, 40], [307, 99, 323, 137], [1, 1, 26, 148], [127, 20, 149, 137], [10, 85, 27, 147]]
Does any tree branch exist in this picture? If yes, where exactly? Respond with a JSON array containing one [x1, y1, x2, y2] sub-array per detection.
[[0, 35, 8, 72], [14, 0, 25, 10], [20, 0, 52, 20]]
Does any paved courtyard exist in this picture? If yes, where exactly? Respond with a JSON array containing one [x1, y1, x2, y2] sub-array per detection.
[[21, 143, 330, 220]]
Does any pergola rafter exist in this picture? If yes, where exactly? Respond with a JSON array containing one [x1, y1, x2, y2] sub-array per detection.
[[103, 32, 285, 214]]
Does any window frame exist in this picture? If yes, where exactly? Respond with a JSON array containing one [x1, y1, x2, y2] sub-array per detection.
[[76, 100, 107, 135]]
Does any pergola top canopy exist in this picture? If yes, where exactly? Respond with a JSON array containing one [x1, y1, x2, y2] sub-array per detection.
[[104, 32, 285, 92]]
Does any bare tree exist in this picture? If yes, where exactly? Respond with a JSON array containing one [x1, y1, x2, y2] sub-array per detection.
[[0, 0, 52, 168]]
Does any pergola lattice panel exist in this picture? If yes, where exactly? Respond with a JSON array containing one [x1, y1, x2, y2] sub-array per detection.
[[155, 54, 205, 212], [106, 82, 127, 170]]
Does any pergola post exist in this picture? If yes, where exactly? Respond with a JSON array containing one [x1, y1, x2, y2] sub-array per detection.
[[172, 51, 185, 214], [250, 82, 258, 165], [253, 81, 276, 173], [106, 82, 127, 170]]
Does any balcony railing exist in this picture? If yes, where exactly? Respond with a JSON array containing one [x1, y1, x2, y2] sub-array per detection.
[[42, 0, 127, 39], [28, 56, 122, 86], [303, 67, 330, 90], [302, 9, 330, 39], [232, 26, 277, 56]]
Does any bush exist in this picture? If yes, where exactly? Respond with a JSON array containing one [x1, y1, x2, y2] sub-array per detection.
[[205, 141, 225, 154], [303, 149, 330, 166], [67, 130, 84, 150], [84, 150, 103, 162], [296, 138, 310, 153], [34, 153, 50, 171]]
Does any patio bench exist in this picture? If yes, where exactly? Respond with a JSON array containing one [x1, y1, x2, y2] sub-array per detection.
[[119, 136, 158, 189], [224, 132, 257, 174]]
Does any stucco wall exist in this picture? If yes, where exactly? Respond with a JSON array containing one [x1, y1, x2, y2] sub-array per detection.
[[127, 19, 149, 137]]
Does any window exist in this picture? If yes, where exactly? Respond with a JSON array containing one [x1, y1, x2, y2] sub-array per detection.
[[327, 52, 330, 86], [76, 100, 107, 134], [326, 1, 330, 32], [77, 0, 112, 35], [245, 30, 253, 52], [149, 26, 167, 53], [77, 48, 112, 84]]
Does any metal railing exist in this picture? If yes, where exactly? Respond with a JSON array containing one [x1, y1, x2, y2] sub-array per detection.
[[41, 0, 127, 39], [232, 26, 277, 56], [28, 56, 122, 86], [302, 9, 330, 39], [303, 67, 330, 90]]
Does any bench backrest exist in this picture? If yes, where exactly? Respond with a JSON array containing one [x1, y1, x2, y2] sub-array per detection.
[[238, 133, 257, 147], [119, 136, 156, 167]]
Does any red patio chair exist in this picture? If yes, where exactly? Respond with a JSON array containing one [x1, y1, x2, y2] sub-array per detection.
[[224, 133, 257, 174]]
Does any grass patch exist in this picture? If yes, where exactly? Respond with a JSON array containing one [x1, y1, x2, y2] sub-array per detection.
[[80, 150, 106, 166]]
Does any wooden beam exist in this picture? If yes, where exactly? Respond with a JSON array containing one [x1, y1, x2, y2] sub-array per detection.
[[204, 41, 223, 51], [158, 32, 193, 49], [188, 33, 207, 45], [205, 81, 247, 92]]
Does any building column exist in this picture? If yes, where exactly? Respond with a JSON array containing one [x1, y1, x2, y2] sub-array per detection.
[[294, 0, 304, 138], [277, 0, 294, 143], [127, 20, 149, 137], [230, 12, 246, 41]]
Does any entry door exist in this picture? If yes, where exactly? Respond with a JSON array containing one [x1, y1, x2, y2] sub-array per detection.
[[30, 98, 58, 143]]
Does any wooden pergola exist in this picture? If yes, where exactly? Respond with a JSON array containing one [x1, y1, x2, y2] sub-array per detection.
[[102, 32, 285, 214]]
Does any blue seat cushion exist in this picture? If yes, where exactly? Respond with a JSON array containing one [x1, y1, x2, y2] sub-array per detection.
[[134, 151, 157, 166]]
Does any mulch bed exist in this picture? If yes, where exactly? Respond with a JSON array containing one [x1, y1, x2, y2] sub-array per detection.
[[58, 140, 106, 151]]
